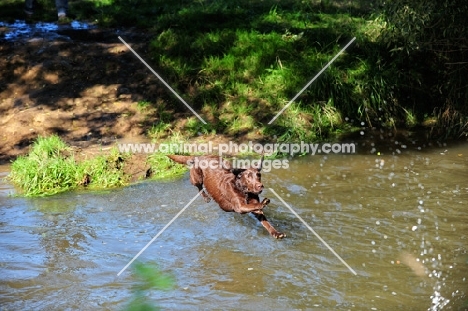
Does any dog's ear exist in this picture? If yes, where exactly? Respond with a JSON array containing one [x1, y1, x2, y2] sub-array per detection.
[[231, 168, 246, 176]]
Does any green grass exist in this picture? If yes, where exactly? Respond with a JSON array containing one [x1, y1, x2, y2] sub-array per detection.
[[0, 0, 417, 141], [146, 152, 187, 180], [2, 0, 464, 147], [8, 136, 188, 197], [8, 136, 128, 196], [9, 136, 80, 196], [146, 140, 188, 180], [135, 1, 389, 141], [80, 150, 129, 189]]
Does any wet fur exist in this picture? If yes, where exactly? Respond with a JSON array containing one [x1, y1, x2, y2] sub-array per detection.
[[167, 155, 285, 239]]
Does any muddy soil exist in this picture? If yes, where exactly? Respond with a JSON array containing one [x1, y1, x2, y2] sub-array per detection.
[[0, 21, 183, 168]]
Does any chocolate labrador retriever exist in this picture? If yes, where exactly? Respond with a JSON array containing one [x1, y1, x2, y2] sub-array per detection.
[[167, 154, 285, 239]]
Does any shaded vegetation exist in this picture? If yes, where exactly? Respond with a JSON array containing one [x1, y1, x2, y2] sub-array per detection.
[[94, 0, 466, 140], [380, 0, 468, 138]]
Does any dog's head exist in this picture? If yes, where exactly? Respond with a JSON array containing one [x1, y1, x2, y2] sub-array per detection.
[[232, 155, 264, 195]]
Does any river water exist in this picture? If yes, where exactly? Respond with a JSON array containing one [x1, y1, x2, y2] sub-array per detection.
[[0, 20, 92, 42], [1, 139, 468, 310]]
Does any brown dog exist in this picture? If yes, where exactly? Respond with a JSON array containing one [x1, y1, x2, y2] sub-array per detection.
[[167, 154, 285, 239]]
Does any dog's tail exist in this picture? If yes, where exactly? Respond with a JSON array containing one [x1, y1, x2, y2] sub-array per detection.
[[167, 154, 195, 165]]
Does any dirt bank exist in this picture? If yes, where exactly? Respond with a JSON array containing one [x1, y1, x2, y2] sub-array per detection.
[[0, 22, 180, 166]]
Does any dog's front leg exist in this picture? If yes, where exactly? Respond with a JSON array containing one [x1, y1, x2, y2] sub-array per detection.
[[233, 198, 270, 214], [251, 211, 286, 239]]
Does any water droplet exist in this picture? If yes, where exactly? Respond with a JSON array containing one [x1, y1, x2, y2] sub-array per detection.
[[376, 220, 380, 225], [412, 225, 418, 231]]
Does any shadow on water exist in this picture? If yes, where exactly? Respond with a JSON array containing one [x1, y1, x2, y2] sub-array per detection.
[[1, 140, 468, 310]]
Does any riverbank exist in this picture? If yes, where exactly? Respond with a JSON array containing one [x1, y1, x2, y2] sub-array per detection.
[[0, 23, 160, 164], [2, 0, 466, 196]]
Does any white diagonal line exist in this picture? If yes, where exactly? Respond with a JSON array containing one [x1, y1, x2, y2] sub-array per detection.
[[117, 190, 202, 276], [268, 37, 356, 124], [118, 36, 207, 124], [268, 187, 357, 275]]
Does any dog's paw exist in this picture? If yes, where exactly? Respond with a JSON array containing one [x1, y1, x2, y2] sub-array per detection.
[[203, 196, 211, 203], [273, 232, 286, 239], [261, 198, 270, 206]]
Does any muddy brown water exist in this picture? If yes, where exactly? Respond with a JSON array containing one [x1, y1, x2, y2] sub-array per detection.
[[1, 140, 468, 310]]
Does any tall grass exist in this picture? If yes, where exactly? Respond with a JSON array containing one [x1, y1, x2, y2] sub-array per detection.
[[9, 136, 190, 196], [9, 136, 80, 196], [9, 136, 125, 196]]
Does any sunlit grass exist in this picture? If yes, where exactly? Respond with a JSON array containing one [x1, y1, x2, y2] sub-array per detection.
[[2, 0, 436, 141], [8, 136, 187, 197], [80, 149, 129, 189], [146, 135, 190, 180], [9, 136, 130, 196], [2, 0, 387, 141], [9, 135, 78, 196], [146, 152, 188, 180]]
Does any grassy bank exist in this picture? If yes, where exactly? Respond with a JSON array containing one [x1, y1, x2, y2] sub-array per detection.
[[8, 136, 187, 197], [126, 0, 384, 142], [3, 0, 466, 142], [104, 0, 466, 140]]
